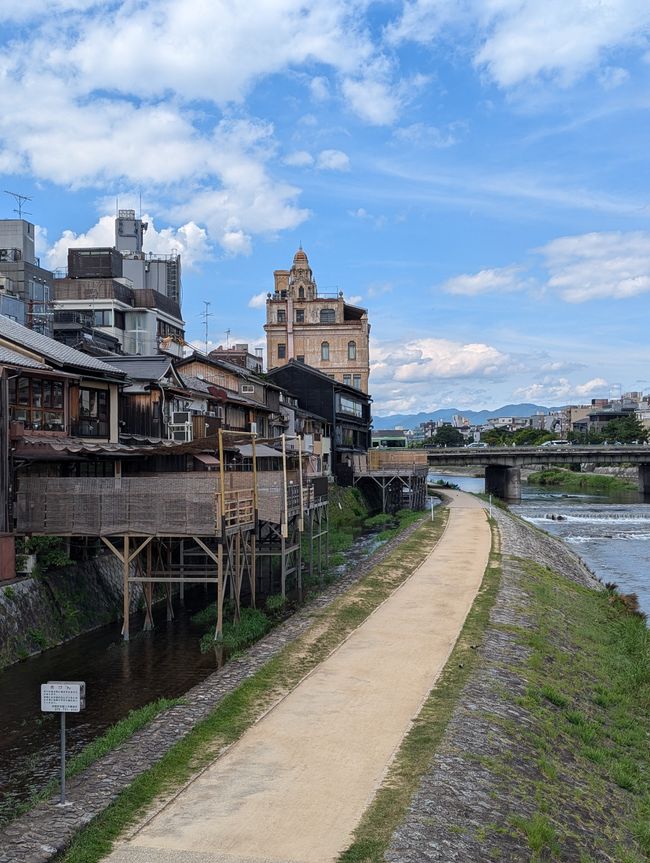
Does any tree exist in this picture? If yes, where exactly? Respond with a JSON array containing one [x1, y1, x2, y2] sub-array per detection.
[[430, 425, 465, 448], [601, 415, 648, 444]]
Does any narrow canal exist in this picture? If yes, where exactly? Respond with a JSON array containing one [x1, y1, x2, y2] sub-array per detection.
[[0, 525, 397, 826]]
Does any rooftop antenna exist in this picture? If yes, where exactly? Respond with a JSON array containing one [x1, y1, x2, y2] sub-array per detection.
[[4, 190, 32, 219], [200, 301, 214, 355], [225, 328, 231, 348]]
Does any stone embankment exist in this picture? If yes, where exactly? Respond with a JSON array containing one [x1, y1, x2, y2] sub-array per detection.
[[0, 556, 142, 668], [386, 508, 646, 862]]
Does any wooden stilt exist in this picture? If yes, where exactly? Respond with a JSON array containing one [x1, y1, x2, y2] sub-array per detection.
[[166, 542, 174, 621], [143, 541, 154, 631], [122, 536, 130, 641], [216, 545, 224, 639]]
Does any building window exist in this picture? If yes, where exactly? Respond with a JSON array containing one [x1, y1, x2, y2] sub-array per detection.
[[298, 287, 305, 299], [348, 340, 356, 360], [343, 374, 351, 386], [353, 374, 362, 390], [278, 343, 286, 359], [94, 309, 112, 327], [321, 341, 330, 361], [295, 309, 304, 323], [114, 310, 125, 330], [277, 309, 286, 323], [297, 355, 305, 363], [76, 388, 109, 437], [336, 394, 363, 418], [320, 308, 335, 324], [8, 375, 65, 431]]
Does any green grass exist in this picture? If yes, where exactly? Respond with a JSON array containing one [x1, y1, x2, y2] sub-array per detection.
[[199, 607, 272, 654], [527, 468, 636, 493], [0, 697, 182, 830], [471, 558, 650, 860], [338, 523, 500, 863], [56, 507, 449, 863]]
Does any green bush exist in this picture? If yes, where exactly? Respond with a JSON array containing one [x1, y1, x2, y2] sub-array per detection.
[[200, 607, 271, 654]]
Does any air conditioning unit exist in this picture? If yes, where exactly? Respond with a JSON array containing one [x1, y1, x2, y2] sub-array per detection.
[[172, 411, 190, 424], [168, 422, 193, 442]]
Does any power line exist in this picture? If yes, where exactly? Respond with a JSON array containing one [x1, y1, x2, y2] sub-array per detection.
[[4, 190, 32, 219]]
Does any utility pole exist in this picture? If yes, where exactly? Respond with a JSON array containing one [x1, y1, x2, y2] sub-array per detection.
[[225, 328, 231, 348], [4, 190, 32, 219], [200, 301, 214, 355]]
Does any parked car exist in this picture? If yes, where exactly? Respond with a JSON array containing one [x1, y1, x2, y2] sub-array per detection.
[[466, 441, 488, 448]]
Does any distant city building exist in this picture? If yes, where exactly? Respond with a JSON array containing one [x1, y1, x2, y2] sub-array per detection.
[[0, 219, 54, 334], [209, 343, 263, 373], [53, 210, 185, 357], [264, 248, 370, 393], [371, 429, 407, 448]]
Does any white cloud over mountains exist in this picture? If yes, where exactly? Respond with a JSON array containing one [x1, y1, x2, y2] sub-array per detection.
[[514, 376, 608, 402]]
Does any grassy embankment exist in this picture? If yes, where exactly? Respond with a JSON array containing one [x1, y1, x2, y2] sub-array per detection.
[[340, 528, 650, 861], [528, 468, 637, 493], [0, 697, 181, 829], [55, 505, 447, 863]]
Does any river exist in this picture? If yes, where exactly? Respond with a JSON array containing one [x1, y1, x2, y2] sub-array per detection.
[[430, 472, 650, 613]]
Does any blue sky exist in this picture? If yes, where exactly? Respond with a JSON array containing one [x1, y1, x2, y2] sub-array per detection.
[[1, 0, 650, 416]]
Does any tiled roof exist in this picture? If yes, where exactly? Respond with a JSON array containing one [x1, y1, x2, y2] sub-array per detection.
[[0, 346, 51, 370], [101, 355, 175, 381], [0, 315, 126, 376]]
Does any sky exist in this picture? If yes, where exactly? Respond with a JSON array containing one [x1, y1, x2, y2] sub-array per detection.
[[1, 1, 650, 417]]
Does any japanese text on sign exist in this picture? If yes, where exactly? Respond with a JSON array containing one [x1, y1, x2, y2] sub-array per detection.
[[41, 681, 86, 713]]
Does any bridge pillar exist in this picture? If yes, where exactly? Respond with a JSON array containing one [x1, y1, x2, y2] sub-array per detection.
[[638, 464, 650, 499], [485, 465, 521, 502]]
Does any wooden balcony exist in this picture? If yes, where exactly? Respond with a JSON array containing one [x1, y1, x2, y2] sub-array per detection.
[[16, 473, 255, 537]]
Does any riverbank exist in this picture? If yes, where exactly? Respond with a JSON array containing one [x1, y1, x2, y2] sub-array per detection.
[[527, 467, 637, 493], [0, 505, 440, 863], [374, 506, 650, 862], [4, 496, 649, 862]]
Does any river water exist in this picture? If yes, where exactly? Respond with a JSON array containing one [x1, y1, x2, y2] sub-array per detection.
[[430, 472, 650, 613]]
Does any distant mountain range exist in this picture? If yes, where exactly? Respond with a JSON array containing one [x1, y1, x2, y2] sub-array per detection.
[[372, 403, 558, 430]]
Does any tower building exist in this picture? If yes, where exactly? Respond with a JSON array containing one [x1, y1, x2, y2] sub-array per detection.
[[264, 248, 370, 393]]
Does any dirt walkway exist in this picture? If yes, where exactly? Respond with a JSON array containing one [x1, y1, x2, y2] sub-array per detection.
[[106, 492, 490, 863]]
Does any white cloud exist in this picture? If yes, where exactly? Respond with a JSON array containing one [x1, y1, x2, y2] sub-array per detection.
[[342, 76, 400, 126], [473, 0, 649, 88], [537, 231, 650, 302], [387, 0, 650, 89], [598, 65, 630, 90], [394, 122, 465, 148], [442, 265, 528, 296], [316, 149, 350, 171], [283, 151, 314, 167], [514, 376, 608, 402], [248, 292, 268, 309], [45, 214, 210, 270], [310, 76, 331, 102], [367, 282, 393, 297], [347, 294, 363, 304], [371, 337, 511, 383]]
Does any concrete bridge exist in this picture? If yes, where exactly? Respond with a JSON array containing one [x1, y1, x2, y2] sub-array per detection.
[[424, 445, 650, 501]]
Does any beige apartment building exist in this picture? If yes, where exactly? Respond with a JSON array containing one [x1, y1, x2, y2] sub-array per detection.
[[264, 248, 370, 393]]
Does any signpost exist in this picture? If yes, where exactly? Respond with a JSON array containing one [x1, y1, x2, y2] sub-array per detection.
[[41, 681, 86, 804]]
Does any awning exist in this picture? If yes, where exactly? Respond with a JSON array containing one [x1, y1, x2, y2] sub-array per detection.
[[194, 453, 219, 465], [237, 443, 282, 458]]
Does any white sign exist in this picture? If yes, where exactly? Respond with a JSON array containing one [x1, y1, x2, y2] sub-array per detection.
[[41, 681, 86, 713]]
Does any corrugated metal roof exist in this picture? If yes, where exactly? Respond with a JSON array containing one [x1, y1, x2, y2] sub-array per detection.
[[0, 346, 51, 370], [0, 315, 126, 376], [101, 355, 175, 381]]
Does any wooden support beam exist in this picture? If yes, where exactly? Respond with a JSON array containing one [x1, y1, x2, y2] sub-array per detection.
[[121, 536, 130, 641], [143, 541, 154, 631]]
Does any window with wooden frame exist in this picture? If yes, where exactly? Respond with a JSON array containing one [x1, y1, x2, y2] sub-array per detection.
[[321, 341, 330, 360], [8, 375, 65, 431]]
